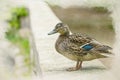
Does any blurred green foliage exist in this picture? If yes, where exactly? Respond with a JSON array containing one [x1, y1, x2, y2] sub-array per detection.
[[7, 7, 28, 30], [6, 7, 31, 75], [92, 7, 108, 13], [108, 24, 114, 30], [6, 31, 31, 74], [6, 30, 30, 56], [12, 7, 28, 17], [7, 15, 20, 29]]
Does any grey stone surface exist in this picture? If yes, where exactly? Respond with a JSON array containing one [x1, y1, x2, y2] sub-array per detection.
[[28, 1, 117, 80]]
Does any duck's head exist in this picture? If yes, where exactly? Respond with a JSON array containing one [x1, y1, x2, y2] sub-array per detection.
[[48, 23, 70, 35]]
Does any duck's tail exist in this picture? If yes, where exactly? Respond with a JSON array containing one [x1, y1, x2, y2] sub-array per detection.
[[95, 45, 113, 57], [97, 45, 112, 53]]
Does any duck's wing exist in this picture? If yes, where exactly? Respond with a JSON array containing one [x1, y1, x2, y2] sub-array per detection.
[[63, 33, 93, 56], [69, 33, 93, 46], [64, 41, 88, 56], [65, 33, 112, 56]]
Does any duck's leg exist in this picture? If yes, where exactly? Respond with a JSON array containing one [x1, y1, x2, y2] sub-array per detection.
[[66, 60, 80, 71], [78, 61, 83, 69]]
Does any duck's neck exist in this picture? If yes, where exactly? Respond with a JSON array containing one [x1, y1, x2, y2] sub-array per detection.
[[60, 31, 70, 36], [60, 27, 70, 36]]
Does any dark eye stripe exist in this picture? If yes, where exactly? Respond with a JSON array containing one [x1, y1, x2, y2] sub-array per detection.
[[58, 24, 61, 26], [58, 23, 62, 26]]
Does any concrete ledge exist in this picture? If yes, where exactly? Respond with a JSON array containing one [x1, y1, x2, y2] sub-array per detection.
[[28, 1, 117, 80]]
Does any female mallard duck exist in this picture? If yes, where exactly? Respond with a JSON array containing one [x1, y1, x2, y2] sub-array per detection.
[[48, 23, 112, 71]]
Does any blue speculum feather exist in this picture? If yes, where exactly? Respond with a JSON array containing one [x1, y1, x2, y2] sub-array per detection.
[[82, 44, 93, 51]]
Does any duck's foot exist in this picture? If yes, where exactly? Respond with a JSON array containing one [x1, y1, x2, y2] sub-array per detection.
[[66, 61, 83, 71], [66, 67, 79, 71]]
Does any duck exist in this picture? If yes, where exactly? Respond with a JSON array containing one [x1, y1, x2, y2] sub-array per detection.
[[48, 22, 112, 71]]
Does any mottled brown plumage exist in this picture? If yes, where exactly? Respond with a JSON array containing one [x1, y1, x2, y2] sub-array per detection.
[[48, 23, 112, 71]]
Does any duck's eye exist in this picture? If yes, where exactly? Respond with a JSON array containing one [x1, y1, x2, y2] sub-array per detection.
[[57, 23, 63, 27]]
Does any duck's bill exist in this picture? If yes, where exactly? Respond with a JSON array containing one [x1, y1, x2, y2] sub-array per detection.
[[48, 30, 57, 35]]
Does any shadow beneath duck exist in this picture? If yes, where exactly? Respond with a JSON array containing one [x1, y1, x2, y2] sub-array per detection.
[[46, 66, 106, 72], [80, 66, 106, 72]]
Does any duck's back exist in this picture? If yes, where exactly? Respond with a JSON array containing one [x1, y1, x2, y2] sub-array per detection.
[[69, 33, 92, 46]]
